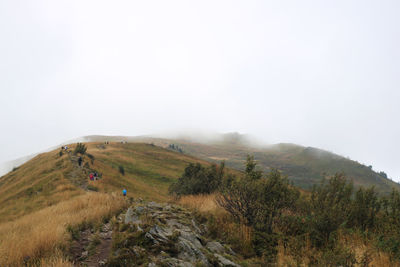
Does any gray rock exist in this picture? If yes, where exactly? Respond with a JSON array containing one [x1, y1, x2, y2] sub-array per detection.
[[177, 237, 209, 266], [214, 254, 240, 267], [166, 219, 191, 231], [101, 223, 111, 232], [161, 258, 194, 267], [135, 206, 145, 214], [148, 263, 157, 267], [206, 241, 225, 254], [148, 201, 163, 210], [125, 207, 142, 224], [179, 231, 203, 249], [99, 231, 112, 239], [191, 219, 202, 234], [145, 232, 159, 244], [225, 246, 236, 256], [80, 250, 88, 259], [149, 225, 170, 242]]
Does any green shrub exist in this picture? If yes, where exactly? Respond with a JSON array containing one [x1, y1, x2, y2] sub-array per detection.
[[119, 166, 125, 175], [74, 143, 87, 155], [169, 162, 224, 196], [217, 156, 299, 260], [309, 173, 353, 248], [87, 153, 95, 164], [310, 246, 357, 267], [87, 185, 99, 192]]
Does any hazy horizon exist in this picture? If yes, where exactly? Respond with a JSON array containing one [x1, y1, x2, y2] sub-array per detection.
[[1, 1, 399, 181]]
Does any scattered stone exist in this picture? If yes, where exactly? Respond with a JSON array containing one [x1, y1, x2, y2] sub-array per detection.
[[124, 207, 142, 224], [145, 232, 159, 245], [148, 201, 163, 210], [214, 254, 241, 267], [135, 206, 145, 214], [80, 250, 88, 259], [161, 257, 195, 267], [191, 219, 202, 234], [99, 231, 112, 239], [177, 237, 209, 266], [206, 241, 225, 254], [101, 200, 240, 267]]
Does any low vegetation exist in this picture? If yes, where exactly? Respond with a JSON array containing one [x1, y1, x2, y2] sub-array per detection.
[[169, 162, 225, 196], [170, 155, 400, 266], [0, 192, 127, 266], [2, 141, 399, 266], [73, 143, 87, 155]]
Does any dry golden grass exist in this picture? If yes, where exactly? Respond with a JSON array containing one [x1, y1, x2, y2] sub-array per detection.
[[276, 231, 395, 267], [177, 193, 219, 213], [38, 249, 72, 267], [338, 231, 394, 267], [177, 194, 253, 256], [0, 192, 127, 266]]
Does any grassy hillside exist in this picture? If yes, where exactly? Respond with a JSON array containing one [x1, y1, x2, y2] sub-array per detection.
[[86, 135, 400, 194], [177, 141, 400, 194], [0, 138, 398, 266], [0, 142, 217, 223]]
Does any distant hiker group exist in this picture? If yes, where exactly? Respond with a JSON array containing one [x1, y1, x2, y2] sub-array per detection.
[[89, 172, 99, 181]]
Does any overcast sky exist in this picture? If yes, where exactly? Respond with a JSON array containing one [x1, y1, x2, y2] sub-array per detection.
[[1, 0, 399, 180]]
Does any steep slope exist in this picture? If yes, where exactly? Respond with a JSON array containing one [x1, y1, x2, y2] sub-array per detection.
[[0, 142, 216, 223], [82, 135, 399, 194]]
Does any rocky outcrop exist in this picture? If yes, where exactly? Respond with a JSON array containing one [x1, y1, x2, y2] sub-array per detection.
[[108, 201, 241, 267]]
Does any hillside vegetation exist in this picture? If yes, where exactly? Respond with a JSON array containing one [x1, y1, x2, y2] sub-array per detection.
[[171, 157, 400, 266], [1, 139, 399, 266], [0, 142, 217, 223], [107, 135, 399, 195]]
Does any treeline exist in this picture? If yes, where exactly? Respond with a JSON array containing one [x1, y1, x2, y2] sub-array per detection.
[[169, 156, 400, 266]]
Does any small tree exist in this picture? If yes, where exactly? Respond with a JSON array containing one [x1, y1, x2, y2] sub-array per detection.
[[309, 173, 353, 247], [74, 143, 87, 155], [348, 186, 380, 231], [119, 166, 125, 175], [169, 162, 224, 196], [217, 157, 298, 260]]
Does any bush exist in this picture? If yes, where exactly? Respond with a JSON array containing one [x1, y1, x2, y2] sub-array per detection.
[[217, 156, 299, 260], [87, 153, 95, 164], [168, 143, 183, 153], [87, 185, 99, 192], [74, 143, 87, 155], [169, 162, 224, 196], [119, 166, 125, 175], [309, 174, 353, 248]]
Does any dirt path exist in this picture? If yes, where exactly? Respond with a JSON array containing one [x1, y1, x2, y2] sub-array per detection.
[[69, 223, 113, 266]]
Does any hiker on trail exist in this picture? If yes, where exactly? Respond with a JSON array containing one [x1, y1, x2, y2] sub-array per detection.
[[94, 172, 98, 180], [78, 157, 82, 166], [89, 173, 94, 181], [122, 189, 127, 196]]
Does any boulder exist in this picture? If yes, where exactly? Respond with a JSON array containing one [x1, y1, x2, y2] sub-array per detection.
[[124, 207, 142, 224], [214, 254, 241, 267], [206, 241, 225, 254]]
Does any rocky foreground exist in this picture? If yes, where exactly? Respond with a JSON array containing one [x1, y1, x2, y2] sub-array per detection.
[[70, 200, 241, 266]]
